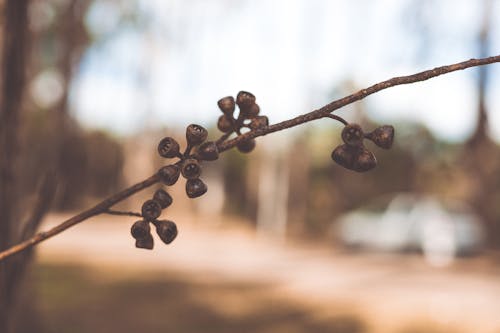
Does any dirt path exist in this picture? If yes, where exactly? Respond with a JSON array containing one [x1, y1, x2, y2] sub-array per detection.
[[36, 213, 500, 333]]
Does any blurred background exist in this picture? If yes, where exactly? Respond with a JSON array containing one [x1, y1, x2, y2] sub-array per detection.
[[1, 0, 500, 332]]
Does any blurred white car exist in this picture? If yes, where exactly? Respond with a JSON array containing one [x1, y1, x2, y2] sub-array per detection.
[[334, 194, 484, 265]]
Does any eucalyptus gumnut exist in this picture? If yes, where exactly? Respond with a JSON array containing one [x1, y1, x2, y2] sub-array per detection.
[[186, 124, 208, 146], [243, 103, 260, 118], [331, 144, 377, 172], [181, 158, 202, 179], [158, 164, 180, 186], [366, 125, 394, 149], [154, 220, 178, 245], [135, 233, 154, 250], [236, 91, 256, 110], [197, 141, 219, 161], [153, 189, 173, 209], [130, 220, 151, 240], [217, 115, 233, 133], [141, 199, 162, 221], [341, 123, 364, 146], [237, 139, 256, 153], [157, 137, 180, 158], [186, 178, 208, 198], [218, 96, 236, 115]]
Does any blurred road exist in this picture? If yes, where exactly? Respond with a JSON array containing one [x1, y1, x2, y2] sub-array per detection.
[[36, 213, 500, 333]]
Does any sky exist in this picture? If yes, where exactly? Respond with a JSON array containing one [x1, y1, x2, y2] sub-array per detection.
[[71, 0, 500, 142]]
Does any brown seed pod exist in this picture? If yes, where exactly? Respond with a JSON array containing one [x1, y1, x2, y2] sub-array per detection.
[[197, 141, 219, 161], [236, 91, 256, 109], [186, 124, 208, 146], [153, 189, 173, 209], [331, 144, 377, 172], [154, 220, 178, 245], [217, 96, 236, 116], [141, 199, 162, 221], [157, 137, 180, 158], [130, 220, 151, 240], [365, 125, 394, 149], [237, 139, 256, 153], [135, 233, 154, 250], [341, 123, 364, 146], [242, 103, 260, 118], [186, 178, 208, 198], [353, 148, 377, 172], [158, 164, 181, 186], [249, 116, 269, 130], [217, 115, 233, 133], [181, 158, 202, 179]]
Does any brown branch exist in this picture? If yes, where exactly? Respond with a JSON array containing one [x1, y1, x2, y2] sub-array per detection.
[[0, 55, 498, 262], [105, 210, 142, 218], [0, 174, 159, 261]]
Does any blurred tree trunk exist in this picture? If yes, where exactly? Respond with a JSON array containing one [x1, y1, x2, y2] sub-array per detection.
[[0, 1, 30, 331], [464, 0, 500, 247]]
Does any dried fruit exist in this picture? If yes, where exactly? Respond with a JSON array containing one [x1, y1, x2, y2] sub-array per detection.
[[236, 91, 256, 109], [141, 199, 162, 221], [157, 137, 180, 158], [217, 115, 233, 133], [237, 139, 256, 153], [366, 125, 394, 149], [158, 164, 180, 186], [153, 189, 173, 209], [154, 220, 178, 244], [331, 144, 377, 172], [197, 141, 219, 161], [181, 158, 202, 179], [217, 96, 236, 115], [341, 123, 364, 146], [130, 220, 151, 240], [249, 116, 268, 130], [135, 233, 154, 250], [186, 178, 208, 198], [186, 124, 208, 146], [242, 103, 260, 118]]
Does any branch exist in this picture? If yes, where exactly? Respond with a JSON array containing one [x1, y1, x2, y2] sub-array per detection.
[[0, 55, 498, 262]]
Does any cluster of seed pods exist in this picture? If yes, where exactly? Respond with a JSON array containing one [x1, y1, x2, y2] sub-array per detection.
[[130, 91, 394, 250], [217, 91, 269, 153], [331, 123, 395, 172]]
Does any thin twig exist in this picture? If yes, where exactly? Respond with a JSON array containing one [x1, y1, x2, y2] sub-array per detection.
[[0, 55, 498, 262], [105, 209, 142, 218]]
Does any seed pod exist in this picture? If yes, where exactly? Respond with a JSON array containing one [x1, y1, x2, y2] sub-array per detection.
[[236, 91, 256, 109], [197, 141, 219, 161], [217, 96, 236, 115], [237, 139, 256, 153], [217, 115, 233, 133], [131, 220, 151, 240], [181, 158, 202, 179], [186, 124, 208, 146], [141, 199, 162, 221], [135, 233, 154, 250], [153, 189, 173, 209], [249, 116, 268, 130], [366, 125, 394, 149], [186, 178, 208, 198], [353, 148, 377, 172], [157, 137, 180, 158], [331, 144, 377, 172], [341, 123, 364, 146], [242, 103, 260, 118], [158, 164, 180, 186], [154, 220, 178, 245]]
